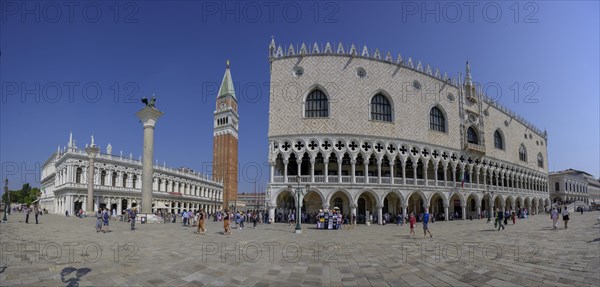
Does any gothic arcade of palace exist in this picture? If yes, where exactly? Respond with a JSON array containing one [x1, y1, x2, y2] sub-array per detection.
[[265, 39, 551, 223]]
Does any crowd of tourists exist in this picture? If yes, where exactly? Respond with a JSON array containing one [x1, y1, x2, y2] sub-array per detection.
[[10, 205, 43, 224]]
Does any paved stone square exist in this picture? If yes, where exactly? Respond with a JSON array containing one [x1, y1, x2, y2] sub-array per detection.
[[1, 211, 599, 286]]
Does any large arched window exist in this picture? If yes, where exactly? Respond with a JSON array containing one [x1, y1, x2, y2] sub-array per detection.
[[429, 106, 446, 132], [519, 144, 527, 162], [370, 94, 393, 122], [537, 153, 544, 168], [467, 126, 478, 144], [305, 89, 329, 118], [494, 130, 504, 149]]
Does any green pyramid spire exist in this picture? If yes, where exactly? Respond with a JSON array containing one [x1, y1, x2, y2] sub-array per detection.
[[218, 60, 236, 100]]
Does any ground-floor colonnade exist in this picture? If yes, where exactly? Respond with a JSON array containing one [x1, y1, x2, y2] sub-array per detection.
[[267, 185, 551, 224]]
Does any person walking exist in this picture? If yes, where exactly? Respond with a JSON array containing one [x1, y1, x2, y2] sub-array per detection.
[[409, 213, 416, 238], [562, 206, 570, 229], [96, 209, 103, 232], [197, 209, 207, 234], [25, 206, 30, 223], [102, 208, 110, 233], [240, 211, 245, 229], [497, 208, 505, 231], [252, 212, 258, 229], [130, 208, 137, 231], [223, 209, 232, 235], [182, 210, 188, 226], [34, 206, 40, 224], [423, 209, 433, 238], [551, 207, 559, 229], [511, 210, 516, 225]]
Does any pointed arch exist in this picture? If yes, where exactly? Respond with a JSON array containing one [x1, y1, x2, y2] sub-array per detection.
[[304, 86, 329, 118], [370, 92, 393, 122], [326, 187, 353, 205], [467, 126, 479, 145], [537, 153, 544, 168], [494, 129, 504, 150], [429, 105, 447, 132], [355, 188, 381, 206], [519, 144, 527, 162]]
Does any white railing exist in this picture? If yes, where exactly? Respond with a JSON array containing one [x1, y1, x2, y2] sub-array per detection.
[[267, 175, 541, 194]]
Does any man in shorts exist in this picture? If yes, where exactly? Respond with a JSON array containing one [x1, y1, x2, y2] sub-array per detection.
[[102, 208, 110, 233]]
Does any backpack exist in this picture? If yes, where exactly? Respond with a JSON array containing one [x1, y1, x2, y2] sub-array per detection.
[[103, 212, 109, 220]]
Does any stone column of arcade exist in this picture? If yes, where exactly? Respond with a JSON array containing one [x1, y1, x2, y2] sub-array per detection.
[[85, 141, 100, 215], [444, 204, 449, 222], [136, 98, 164, 223], [350, 203, 357, 221]]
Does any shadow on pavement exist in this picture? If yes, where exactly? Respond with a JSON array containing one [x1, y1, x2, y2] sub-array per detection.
[[586, 238, 600, 243], [60, 267, 91, 287]]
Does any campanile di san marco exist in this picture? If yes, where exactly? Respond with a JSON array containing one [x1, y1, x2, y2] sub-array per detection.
[[213, 60, 239, 210]]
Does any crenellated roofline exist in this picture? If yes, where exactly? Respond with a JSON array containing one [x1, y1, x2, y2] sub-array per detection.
[[268, 38, 547, 139]]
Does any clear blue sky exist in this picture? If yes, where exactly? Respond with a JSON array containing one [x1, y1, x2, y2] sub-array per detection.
[[1, 1, 599, 192]]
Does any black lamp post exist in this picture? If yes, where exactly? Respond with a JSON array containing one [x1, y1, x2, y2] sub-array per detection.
[[290, 175, 308, 234], [2, 178, 8, 222]]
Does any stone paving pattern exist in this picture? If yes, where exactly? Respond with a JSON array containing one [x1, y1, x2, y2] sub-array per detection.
[[1, 212, 599, 286]]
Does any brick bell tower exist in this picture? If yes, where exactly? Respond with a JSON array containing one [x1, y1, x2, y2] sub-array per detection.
[[213, 60, 239, 210]]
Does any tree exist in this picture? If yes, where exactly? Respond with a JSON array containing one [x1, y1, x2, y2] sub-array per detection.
[[0, 184, 40, 205]]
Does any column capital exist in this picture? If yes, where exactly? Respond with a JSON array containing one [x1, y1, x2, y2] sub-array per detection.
[[136, 106, 164, 128], [376, 204, 383, 209], [349, 203, 358, 208], [322, 204, 330, 210]]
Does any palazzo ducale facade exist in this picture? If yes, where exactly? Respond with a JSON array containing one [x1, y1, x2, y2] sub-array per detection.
[[265, 39, 550, 223]]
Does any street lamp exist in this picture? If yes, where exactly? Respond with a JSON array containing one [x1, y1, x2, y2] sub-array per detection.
[[2, 178, 8, 222], [290, 175, 308, 234]]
